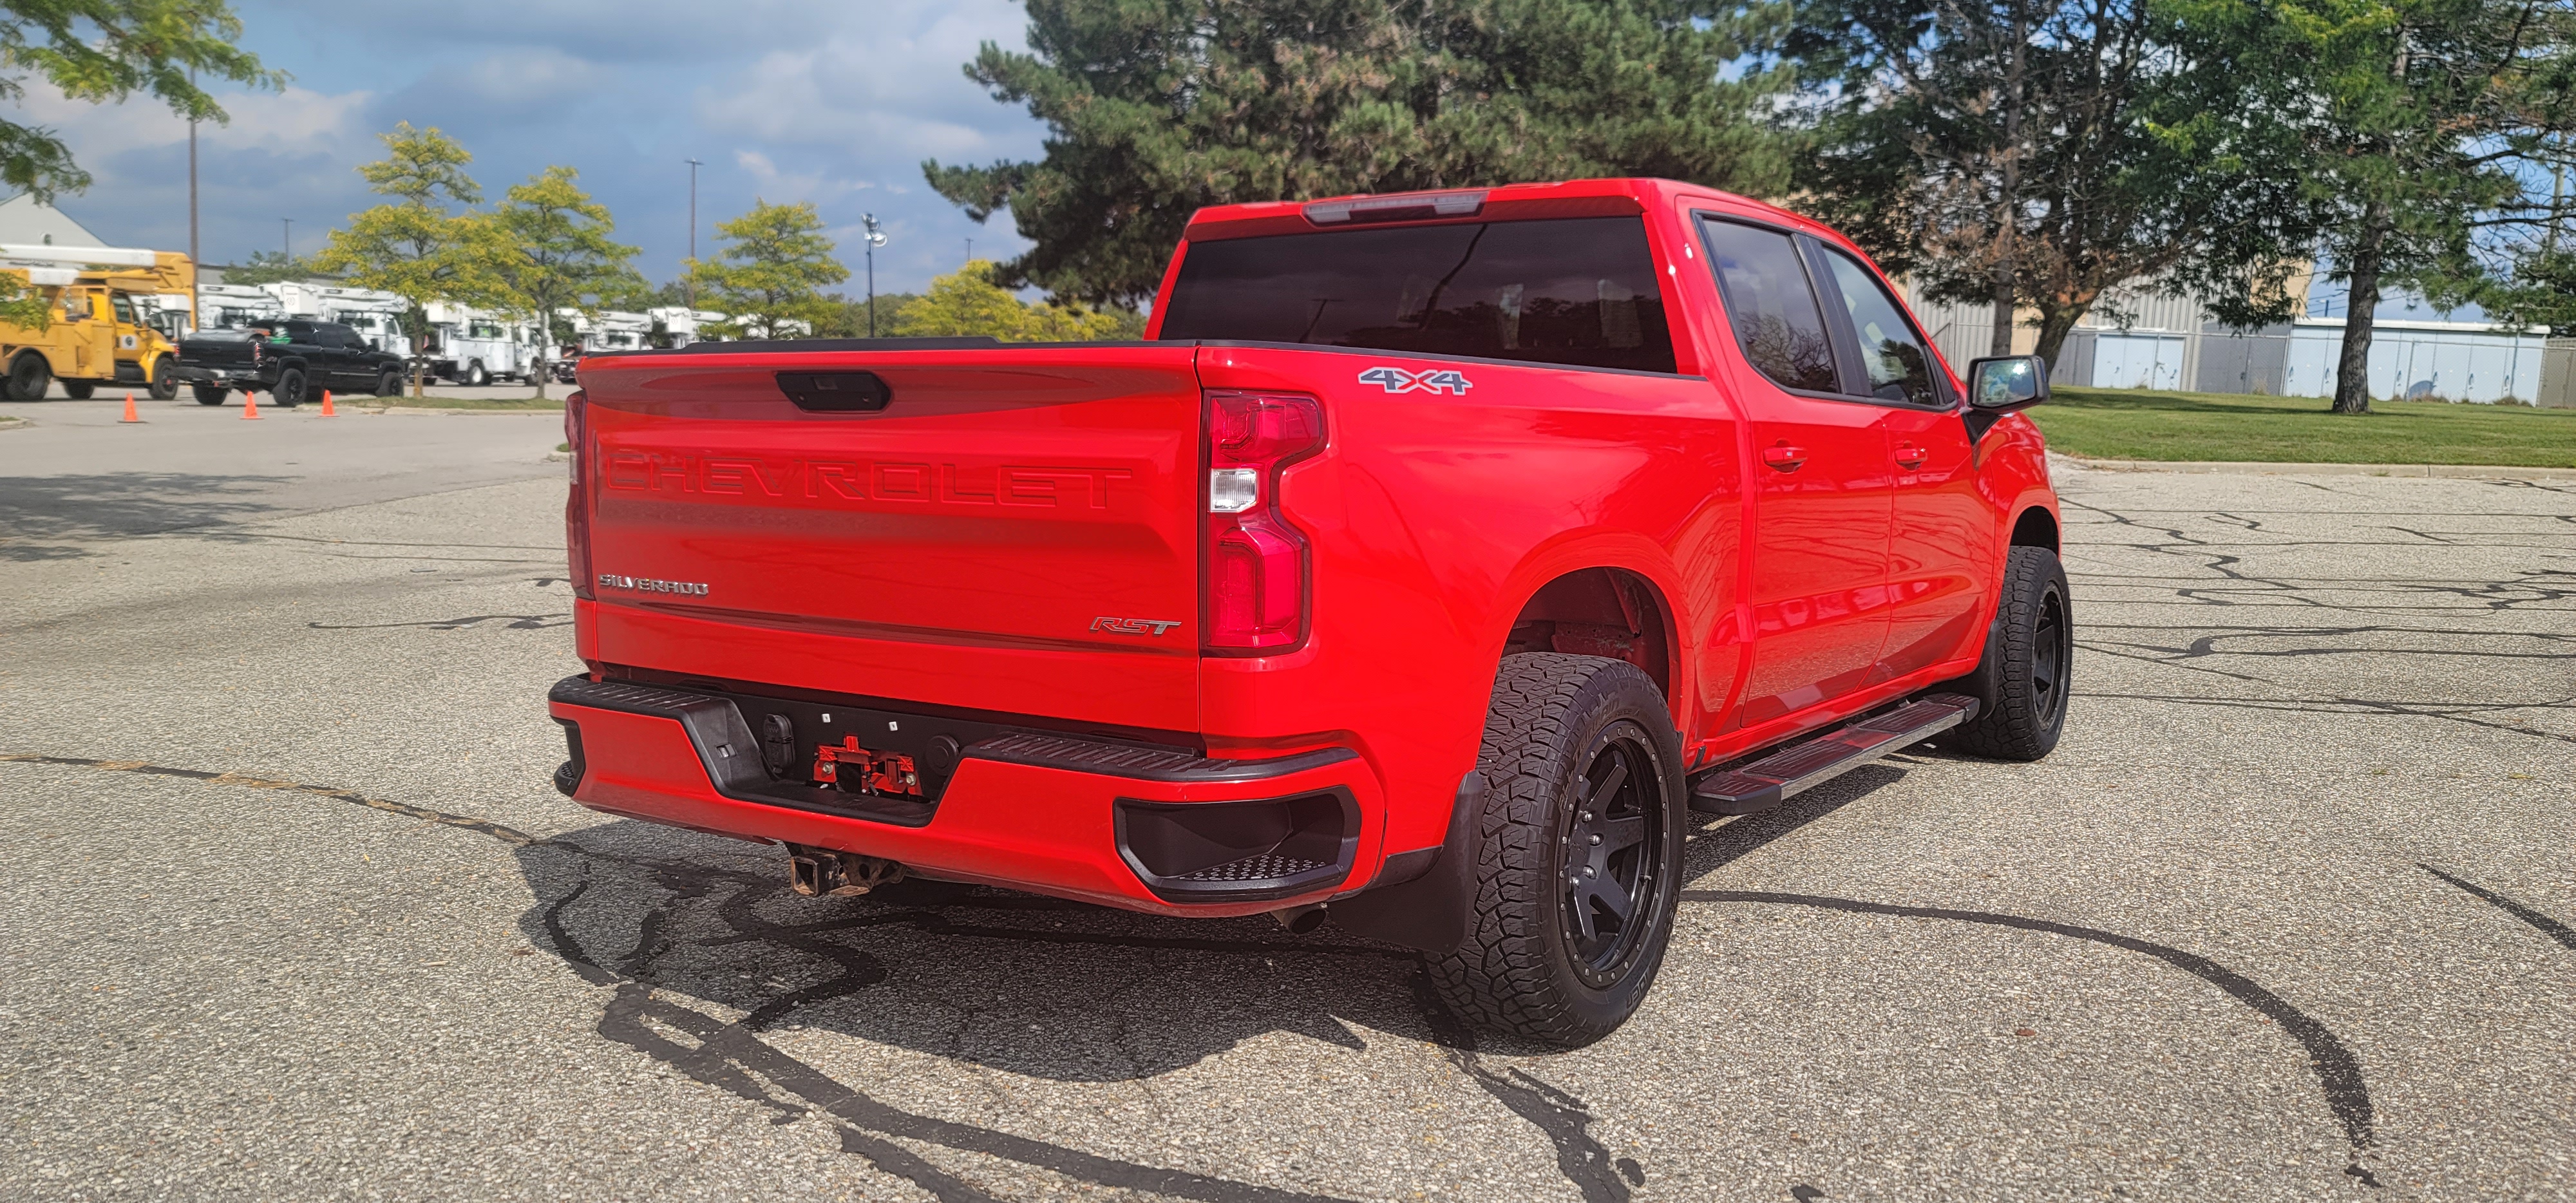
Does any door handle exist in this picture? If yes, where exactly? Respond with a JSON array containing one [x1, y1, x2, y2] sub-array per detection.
[[1762, 443, 1807, 471], [1893, 441, 1927, 468]]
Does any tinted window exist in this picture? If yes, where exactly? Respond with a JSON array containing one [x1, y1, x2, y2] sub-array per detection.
[[1823, 251, 1942, 406], [1698, 218, 1840, 393], [1158, 216, 1676, 373], [111, 294, 137, 324], [321, 325, 357, 348]]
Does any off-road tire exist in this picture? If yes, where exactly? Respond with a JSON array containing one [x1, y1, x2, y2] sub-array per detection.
[[62, 381, 94, 399], [147, 358, 178, 401], [1942, 545, 2072, 761], [6, 351, 52, 401], [272, 366, 308, 408], [1425, 653, 1686, 1048], [193, 384, 229, 406]]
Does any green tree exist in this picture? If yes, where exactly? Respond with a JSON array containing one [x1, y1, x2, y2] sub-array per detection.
[[486, 166, 636, 398], [924, 0, 1790, 305], [219, 249, 330, 286], [2275, 0, 2576, 412], [0, 1, 277, 327], [1787, 0, 2327, 368], [685, 201, 848, 339], [891, 260, 1126, 341], [312, 123, 500, 395]]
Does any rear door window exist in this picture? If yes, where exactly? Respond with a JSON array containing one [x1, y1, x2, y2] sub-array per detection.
[[1157, 216, 1676, 373], [1696, 218, 1839, 394], [1820, 250, 1944, 406]]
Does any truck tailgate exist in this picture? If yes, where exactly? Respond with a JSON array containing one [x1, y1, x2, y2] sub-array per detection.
[[576, 346, 1204, 734]]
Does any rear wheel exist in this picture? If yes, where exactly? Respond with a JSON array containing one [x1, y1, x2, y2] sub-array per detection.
[[62, 381, 94, 399], [1425, 653, 1685, 1048], [376, 369, 404, 398], [147, 357, 178, 401], [192, 384, 230, 406], [1942, 545, 2073, 761], [5, 351, 52, 401], [272, 366, 308, 408], [465, 360, 489, 386]]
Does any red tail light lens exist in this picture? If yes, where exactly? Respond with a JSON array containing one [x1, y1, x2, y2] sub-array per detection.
[[564, 388, 594, 600], [1203, 390, 1325, 653]]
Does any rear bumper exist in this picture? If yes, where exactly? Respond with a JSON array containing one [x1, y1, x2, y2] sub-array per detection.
[[173, 365, 263, 385], [545, 676, 1387, 916]]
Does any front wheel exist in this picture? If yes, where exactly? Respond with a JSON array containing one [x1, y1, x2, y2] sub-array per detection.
[[147, 358, 178, 401], [1425, 652, 1685, 1048], [272, 366, 308, 408], [193, 384, 230, 406], [1942, 545, 2074, 761]]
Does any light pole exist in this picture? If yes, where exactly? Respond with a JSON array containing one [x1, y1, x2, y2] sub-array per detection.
[[863, 213, 886, 337], [684, 158, 703, 307], [281, 218, 293, 263]]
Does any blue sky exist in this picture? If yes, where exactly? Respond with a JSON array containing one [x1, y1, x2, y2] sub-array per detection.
[[30, 0, 1048, 294]]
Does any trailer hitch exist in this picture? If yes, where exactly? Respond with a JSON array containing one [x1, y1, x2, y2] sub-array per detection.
[[785, 843, 907, 898]]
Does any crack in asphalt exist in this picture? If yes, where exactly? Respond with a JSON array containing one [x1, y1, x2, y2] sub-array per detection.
[[1678, 889, 2381, 1180]]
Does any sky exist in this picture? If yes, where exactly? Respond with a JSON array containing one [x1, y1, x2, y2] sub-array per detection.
[[24, 0, 1050, 296]]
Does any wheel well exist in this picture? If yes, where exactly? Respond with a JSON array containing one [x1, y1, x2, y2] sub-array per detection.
[[2011, 507, 2059, 553], [1501, 568, 1674, 697]]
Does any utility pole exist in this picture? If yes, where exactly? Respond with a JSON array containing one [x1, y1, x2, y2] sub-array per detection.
[[187, 68, 199, 331], [281, 218, 294, 263], [965, 236, 972, 263], [685, 158, 703, 308], [863, 213, 886, 337]]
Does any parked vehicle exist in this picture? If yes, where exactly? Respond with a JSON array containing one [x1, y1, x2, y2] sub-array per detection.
[[173, 317, 408, 406], [266, 282, 413, 357], [198, 283, 285, 332], [422, 303, 545, 384], [647, 306, 728, 348], [543, 178, 2067, 1045], [0, 243, 194, 401]]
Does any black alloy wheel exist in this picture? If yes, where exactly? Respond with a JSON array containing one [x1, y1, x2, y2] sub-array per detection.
[[377, 369, 404, 398], [6, 352, 51, 401], [1428, 652, 1687, 1047], [147, 357, 178, 401], [1942, 544, 2074, 761], [192, 384, 229, 406], [272, 366, 308, 408], [1558, 728, 1667, 986]]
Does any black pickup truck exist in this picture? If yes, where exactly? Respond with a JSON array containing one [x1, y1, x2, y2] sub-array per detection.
[[174, 319, 408, 407]]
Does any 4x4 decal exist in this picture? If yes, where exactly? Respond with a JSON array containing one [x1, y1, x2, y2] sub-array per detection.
[[1358, 366, 1472, 395]]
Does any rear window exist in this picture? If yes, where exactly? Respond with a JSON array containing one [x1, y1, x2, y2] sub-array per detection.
[[1157, 216, 1676, 373]]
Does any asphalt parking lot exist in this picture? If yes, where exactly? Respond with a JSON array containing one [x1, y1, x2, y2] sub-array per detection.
[[3, 393, 2570, 1202]]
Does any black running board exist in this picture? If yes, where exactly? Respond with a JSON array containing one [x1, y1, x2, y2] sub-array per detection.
[[1690, 694, 1978, 815]]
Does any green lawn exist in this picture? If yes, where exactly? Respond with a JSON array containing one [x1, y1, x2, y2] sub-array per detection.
[[2029, 386, 2576, 467]]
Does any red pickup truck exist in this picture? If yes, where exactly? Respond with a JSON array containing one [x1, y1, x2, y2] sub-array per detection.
[[546, 177, 2067, 1045]]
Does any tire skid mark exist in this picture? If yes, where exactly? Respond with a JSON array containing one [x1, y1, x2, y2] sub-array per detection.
[[1680, 889, 2377, 1164], [5, 751, 1358, 1203], [2420, 864, 2576, 951], [2070, 692, 2576, 746], [1407, 972, 1642, 1203]]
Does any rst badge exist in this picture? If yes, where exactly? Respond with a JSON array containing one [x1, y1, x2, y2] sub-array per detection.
[[1358, 366, 1471, 395], [597, 573, 710, 597], [1092, 616, 1181, 636]]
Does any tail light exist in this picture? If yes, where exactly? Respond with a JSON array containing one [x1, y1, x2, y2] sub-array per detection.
[[564, 388, 594, 600], [1203, 389, 1325, 653]]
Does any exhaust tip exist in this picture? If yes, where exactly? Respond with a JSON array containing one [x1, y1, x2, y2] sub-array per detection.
[[1270, 903, 1328, 934]]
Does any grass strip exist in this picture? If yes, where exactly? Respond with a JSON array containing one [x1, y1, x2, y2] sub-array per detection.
[[2029, 386, 2576, 466]]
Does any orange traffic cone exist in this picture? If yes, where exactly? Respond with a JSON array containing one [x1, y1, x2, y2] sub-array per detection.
[[241, 391, 261, 420], [319, 389, 336, 417], [119, 392, 142, 423]]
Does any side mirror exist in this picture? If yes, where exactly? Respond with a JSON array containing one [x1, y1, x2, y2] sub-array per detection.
[[1965, 355, 2049, 410]]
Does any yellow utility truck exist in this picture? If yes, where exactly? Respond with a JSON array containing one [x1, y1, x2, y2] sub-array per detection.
[[0, 244, 194, 401]]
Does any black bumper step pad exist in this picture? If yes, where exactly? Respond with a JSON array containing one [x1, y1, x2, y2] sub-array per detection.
[[1690, 694, 1978, 816]]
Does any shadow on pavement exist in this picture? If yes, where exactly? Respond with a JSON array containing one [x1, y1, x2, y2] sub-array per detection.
[[0, 471, 292, 554]]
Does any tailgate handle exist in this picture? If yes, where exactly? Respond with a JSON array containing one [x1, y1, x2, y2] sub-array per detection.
[[777, 370, 893, 412]]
